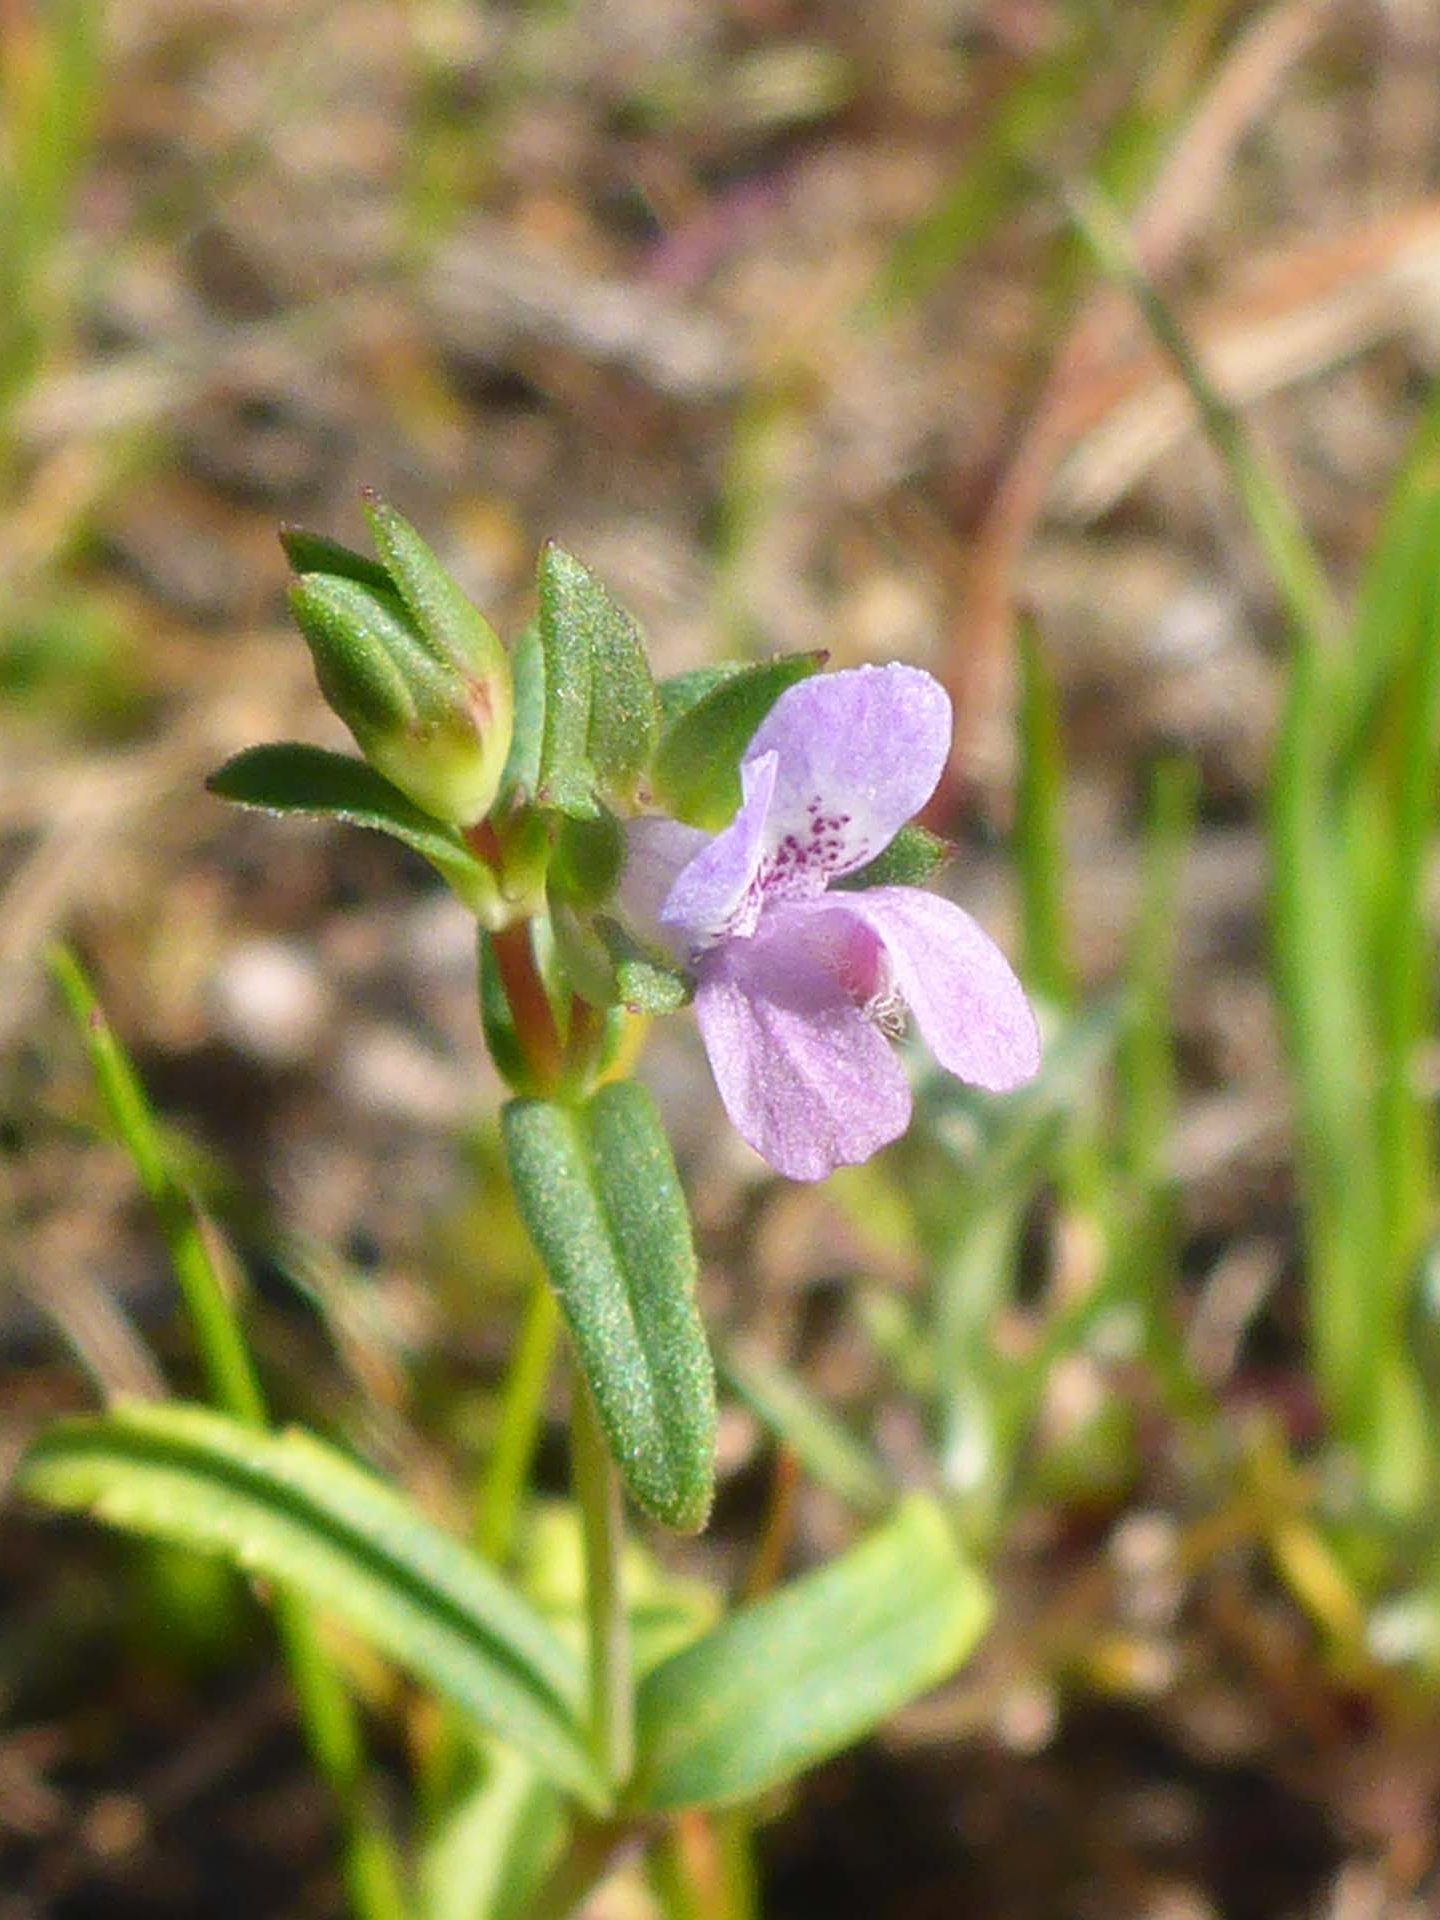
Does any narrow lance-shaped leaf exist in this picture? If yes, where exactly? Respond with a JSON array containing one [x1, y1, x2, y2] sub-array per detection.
[[498, 621, 546, 805], [650, 651, 825, 830], [419, 1749, 561, 1920], [656, 663, 745, 730], [363, 495, 510, 692], [503, 1081, 716, 1531], [536, 545, 658, 817], [18, 1403, 606, 1809], [630, 1496, 991, 1811], [719, 1343, 892, 1516], [208, 744, 501, 918], [280, 524, 395, 595]]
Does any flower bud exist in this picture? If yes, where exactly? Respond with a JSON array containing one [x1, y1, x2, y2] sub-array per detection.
[[285, 503, 513, 827]]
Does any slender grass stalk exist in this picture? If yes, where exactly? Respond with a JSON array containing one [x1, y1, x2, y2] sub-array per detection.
[[0, 0, 100, 482], [50, 948, 408, 1920], [1117, 758, 1197, 1197], [51, 949, 265, 1425], [1112, 758, 1212, 1425], [1014, 613, 1110, 1214], [1065, 181, 1341, 659], [1015, 617, 1076, 1010], [570, 1373, 634, 1792], [1066, 181, 1440, 1517], [475, 1280, 561, 1565]]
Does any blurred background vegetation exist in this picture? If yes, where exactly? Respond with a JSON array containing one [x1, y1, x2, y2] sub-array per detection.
[[7, 0, 1440, 1914]]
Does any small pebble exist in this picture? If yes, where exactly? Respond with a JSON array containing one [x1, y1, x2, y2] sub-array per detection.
[[210, 938, 329, 1065]]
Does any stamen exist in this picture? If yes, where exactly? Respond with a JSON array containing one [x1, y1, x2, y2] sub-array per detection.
[[865, 988, 907, 1039]]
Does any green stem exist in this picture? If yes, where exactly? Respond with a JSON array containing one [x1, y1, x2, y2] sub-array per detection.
[[570, 1373, 634, 1791], [476, 1281, 561, 1563], [51, 949, 407, 1920]]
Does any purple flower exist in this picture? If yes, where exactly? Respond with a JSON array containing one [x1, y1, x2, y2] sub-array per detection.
[[622, 664, 1041, 1182]]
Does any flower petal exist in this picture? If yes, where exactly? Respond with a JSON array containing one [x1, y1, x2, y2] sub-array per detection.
[[740, 664, 951, 888], [619, 816, 710, 955], [692, 905, 911, 1182], [660, 750, 777, 951], [831, 886, 1041, 1092]]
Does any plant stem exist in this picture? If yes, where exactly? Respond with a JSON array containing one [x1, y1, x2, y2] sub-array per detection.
[[489, 919, 566, 1089], [570, 1373, 634, 1792], [51, 949, 407, 1920], [476, 1279, 561, 1564]]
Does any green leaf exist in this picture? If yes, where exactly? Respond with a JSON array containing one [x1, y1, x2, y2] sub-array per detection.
[[363, 496, 510, 690], [550, 814, 626, 909], [18, 1403, 606, 1807], [208, 744, 499, 915], [835, 824, 949, 892], [499, 621, 546, 804], [280, 524, 395, 595], [595, 919, 692, 1015], [419, 1749, 561, 1920], [630, 1497, 990, 1811], [536, 545, 658, 817], [656, 664, 745, 730], [719, 1343, 891, 1516], [650, 652, 825, 830], [290, 573, 445, 735], [502, 1083, 716, 1531]]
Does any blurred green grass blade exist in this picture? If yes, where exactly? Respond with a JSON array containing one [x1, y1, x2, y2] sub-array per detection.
[[1268, 406, 1440, 1499], [1333, 415, 1440, 1517], [20, 1403, 606, 1809], [1117, 757, 1197, 1193], [0, 0, 101, 420], [1271, 629, 1385, 1447], [719, 1343, 893, 1517], [1337, 379, 1440, 728], [918, 1001, 1118, 1206], [630, 1498, 989, 1812], [475, 1284, 561, 1566], [420, 1749, 562, 1920], [1015, 619, 1075, 1007], [50, 947, 266, 1426], [4, 0, 100, 246], [50, 951, 409, 1918], [1066, 178, 1398, 1472], [1370, 491, 1440, 1285], [913, 1007, 1119, 1527], [1069, 181, 1341, 658], [1014, 612, 1112, 1231], [1343, 389, 1440, 1268], [933, 1201, 1026, 1526], [868, 31, 1089, 315]]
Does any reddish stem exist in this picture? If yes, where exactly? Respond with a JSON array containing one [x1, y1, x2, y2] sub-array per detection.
[[488, 921, 565, 1092]]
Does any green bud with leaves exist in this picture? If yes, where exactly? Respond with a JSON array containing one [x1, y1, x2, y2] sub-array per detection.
[[283, 499, 513, 829]]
